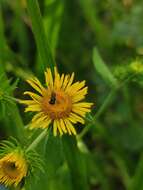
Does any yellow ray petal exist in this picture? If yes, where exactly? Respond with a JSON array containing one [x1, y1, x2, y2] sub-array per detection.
[[19, 99, 37, 105], [65, 72, 75, 90], [30, 116, 50, 129], [59, 74, 64, 88], [27, 78, 45, 94], [73, 102, 93, 108], [59, 119, 67, 133], [70, 113, 85, 124], [40, 119, 51, 129], [54, 67, 61, 90], [53, 120, 58, 136], [62, 74, 70, 90], [56, 120, 64, 136], [32, 112, 44, 122], [64, 119, 77, 135], [72, 87, 88, 103], [72, 108, 87, 117], [34, 115, 48, 124], [68, 117, 77, 124], [45, 68, 53, 88], [25, 105, 41, 112], [75, 87, 88, 96], [72, 106, 91, 113], [24, 91, 42, 103], [63, 119, 72, 135], [66, 80, 85, 94], [32, 77, 45, 91], [72, 95, 85, 103]]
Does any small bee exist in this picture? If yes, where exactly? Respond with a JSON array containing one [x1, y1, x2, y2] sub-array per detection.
[[49, 92, 56, 105], [10, 162, 16, 170]]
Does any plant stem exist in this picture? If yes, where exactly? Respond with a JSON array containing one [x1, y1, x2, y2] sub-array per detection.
[[95, 73, 136, 119], [79, 73, 136, 138], [26, 129, 48, 152], [95, 89, 115, 119], [77, 123, 92, 139]]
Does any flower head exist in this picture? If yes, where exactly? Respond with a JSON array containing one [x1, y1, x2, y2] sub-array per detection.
[[21, 67, 93, 136], [0, 138, 28, 187], [0, 151, 27, 187], [0, 138, 44, 188]]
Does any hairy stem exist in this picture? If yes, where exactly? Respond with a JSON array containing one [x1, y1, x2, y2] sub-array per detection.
[[26, 129, 48, 152]]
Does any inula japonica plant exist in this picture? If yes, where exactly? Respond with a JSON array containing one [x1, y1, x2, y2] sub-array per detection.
[[1, 0, 143, 190]]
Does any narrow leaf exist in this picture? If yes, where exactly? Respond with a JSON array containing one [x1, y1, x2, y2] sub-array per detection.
[[62, 136, 89, 190], [93, 47, 118, 88], [26, 0, 55, 72]]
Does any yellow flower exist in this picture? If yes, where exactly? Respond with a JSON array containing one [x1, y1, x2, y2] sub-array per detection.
[[21, 67, 93, 136], [0, 151, 28, 187]]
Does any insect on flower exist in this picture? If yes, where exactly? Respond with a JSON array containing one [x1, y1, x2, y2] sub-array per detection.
[[20, 67, 93, 136], [49, 92, 56, 105]]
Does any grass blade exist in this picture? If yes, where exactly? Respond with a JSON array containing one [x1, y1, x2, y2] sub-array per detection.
[[62, 136, 89, 190], [26, 0, 55, 72], [44, 0, 64, 55], [93, 47, 118, 88]]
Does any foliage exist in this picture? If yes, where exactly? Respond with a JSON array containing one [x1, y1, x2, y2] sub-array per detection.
[[0, 0, 143, 190]]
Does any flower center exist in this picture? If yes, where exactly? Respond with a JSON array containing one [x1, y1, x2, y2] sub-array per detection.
[[49, 92, 56, 105], [2, 161, 20, 179], [42, 90, 72, 119]]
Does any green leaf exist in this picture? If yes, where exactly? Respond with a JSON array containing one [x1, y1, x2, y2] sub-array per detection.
[[62, 136, 89, 190], [36, 0, 64, 74], [79, 0, 110, 49], [93, 47, 118, 88], [26, 132, 70, 190], [43, 0, 64, 56], [26, 0, 55, 72], [0, 5, 25, 141]]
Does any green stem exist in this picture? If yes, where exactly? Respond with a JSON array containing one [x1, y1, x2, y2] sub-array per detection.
[[26, 129, 48, 152], [95, 89, 115, 119], [79, 73, 136, 138], [62, 136, 89, 190], [95, 74, 136, 119], [77, 123, 92, 139]]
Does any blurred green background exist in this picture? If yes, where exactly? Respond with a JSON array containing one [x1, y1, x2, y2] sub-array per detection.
[[1, 0, 143, 190]]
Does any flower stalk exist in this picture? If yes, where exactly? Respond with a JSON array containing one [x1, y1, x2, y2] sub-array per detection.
[[26, 129, 48, 152]]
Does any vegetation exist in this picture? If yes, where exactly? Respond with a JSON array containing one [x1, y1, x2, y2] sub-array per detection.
[[0, 0, 143, 189]]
